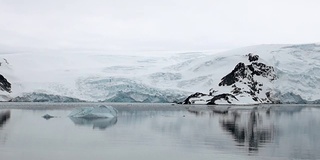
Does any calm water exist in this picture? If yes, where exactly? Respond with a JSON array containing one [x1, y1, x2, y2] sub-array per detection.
[[0, 103, 320, 160]]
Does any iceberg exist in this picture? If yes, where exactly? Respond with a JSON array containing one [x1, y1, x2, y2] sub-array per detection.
[[68, 105, 118, 118]]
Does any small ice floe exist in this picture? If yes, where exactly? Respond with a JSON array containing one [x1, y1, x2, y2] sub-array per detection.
[[42, 114, 55, 120], [68, 105, 118, 118]]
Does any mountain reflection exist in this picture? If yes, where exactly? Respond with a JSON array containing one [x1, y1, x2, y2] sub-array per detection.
[[0, 110, 10, 128], [69, 117, 117, 130], [0, 110, 10, 145], [219, 107, 274, 152]]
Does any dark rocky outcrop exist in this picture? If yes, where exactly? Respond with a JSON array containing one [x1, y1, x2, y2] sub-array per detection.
[[214, 54, 276, 103], [183, 92, 208, 104], [219, 62, 276, 87], [0, 74, 11, 93], [182, 53, 277, 105], [208, 94, 238, 105], [219, 62, 246, 86], [247, 53, 259, 62]]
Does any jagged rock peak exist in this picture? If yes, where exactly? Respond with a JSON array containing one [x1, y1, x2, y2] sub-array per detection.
[[207, 93, 238, 105], [219, 62, 246, 86], [219, 57, 276, 87], [246, 53, 259, 62]]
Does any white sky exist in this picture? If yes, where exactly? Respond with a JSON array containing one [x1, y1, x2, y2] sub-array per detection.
[[0, 0, 319, 53]]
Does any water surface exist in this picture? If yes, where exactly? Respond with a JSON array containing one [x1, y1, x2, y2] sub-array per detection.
[[0, 103, 320, 160]]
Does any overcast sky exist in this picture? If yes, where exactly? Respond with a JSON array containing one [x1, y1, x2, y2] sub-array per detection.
[[0, 0, 319, 53]]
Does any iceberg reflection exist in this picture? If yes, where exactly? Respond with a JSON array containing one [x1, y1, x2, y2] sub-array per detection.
[[69, 117, 117, 130]]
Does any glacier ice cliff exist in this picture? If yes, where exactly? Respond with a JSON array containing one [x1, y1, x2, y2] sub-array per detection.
[[9, 92, 85, 102]]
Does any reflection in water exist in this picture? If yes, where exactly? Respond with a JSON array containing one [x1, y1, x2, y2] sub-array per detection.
[[220, 108, 274, 152], [0, 110, 10, 145], [188, 106, 276, 153], [0, 104, 320, 160], [69, 117, 117, 130], [0, 110, 10, 128]]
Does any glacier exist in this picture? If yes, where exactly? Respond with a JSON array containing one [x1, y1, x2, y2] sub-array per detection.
[[0, 44, 320, 104]]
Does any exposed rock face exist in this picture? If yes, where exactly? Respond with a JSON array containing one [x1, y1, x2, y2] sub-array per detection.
[[0, 74, 11, 93], [183, 92, 208, 104], [207, 94, 238, 105], [183, 53, 277, 105], [218, 59, 276, 103], [247, 53, 259, 62], [219, 62, 276, 87]]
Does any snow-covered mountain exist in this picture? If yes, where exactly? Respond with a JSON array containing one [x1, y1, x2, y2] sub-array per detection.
[[181, 44, 320, 104], [1, 43, 320, 104], [183, 53, 277, 104]]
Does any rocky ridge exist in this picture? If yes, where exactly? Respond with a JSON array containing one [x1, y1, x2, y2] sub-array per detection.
[[184, 54, 277, 104]]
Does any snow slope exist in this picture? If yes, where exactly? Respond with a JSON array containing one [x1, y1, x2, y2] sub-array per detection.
[[0, 50, 207, 102], [1, 44, 320, 103]]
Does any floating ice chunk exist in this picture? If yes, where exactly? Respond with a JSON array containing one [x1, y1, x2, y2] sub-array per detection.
[[68, 105, 118, 118]]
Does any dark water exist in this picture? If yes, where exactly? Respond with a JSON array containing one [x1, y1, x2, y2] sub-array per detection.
[[0, 103, 320, 160]]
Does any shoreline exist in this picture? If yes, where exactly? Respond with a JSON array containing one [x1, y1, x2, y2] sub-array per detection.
[[0, 102, 319, 110]]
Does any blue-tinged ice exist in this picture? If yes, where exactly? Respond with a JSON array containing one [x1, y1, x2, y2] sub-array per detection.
[[68, 105, 118, 118]]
